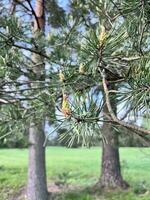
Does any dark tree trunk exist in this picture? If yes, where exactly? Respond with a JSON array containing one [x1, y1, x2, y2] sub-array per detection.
[[27, 0, 48, 199], [27, 123, 48, 200], [98, 85, 129, 189], [99, 116, 129, 188]]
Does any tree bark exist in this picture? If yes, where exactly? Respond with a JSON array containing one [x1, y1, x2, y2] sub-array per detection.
[[27, 0, 48, 199], [98, 86, 129, 189], [27, 123, 48, 200]]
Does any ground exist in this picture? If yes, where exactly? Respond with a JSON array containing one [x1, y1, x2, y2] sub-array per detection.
[[0, 147, 150, 200]]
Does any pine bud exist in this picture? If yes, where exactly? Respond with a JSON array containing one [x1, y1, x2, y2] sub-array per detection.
[[47, 33, 52, 41], [98, 25, 107, 46], [61, 94, 71, 117], [79, 63, 85, 74], [6, 26, 9, 34]]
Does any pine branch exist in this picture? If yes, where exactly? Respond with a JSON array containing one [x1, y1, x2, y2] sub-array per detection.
[[102, 70, 150, 135]]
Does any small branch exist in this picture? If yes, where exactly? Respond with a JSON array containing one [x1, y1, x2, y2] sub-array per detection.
[[14, 0, 31, 12], [0, 96, 39, 105], [9, 0, 16, 15], [0, 132, 12, 140], [139, 23, 147, 55], [26, 0, 41, 30], [102, 70, 150, 135], [0, 98, 17, 104], [110, 0, 125, 17], [12, 43, 50, 59]]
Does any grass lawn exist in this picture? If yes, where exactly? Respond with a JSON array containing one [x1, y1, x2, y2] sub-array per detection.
[[0, 147, 150, 200]]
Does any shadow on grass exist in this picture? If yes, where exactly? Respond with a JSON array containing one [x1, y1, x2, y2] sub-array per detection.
[[7, 175, 150, 200], [49, 185, 150, 200], [10, 183, 150, 200], [49, 186, 98, 200]]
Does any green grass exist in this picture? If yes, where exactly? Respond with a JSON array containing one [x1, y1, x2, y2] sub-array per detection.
[[0, 147, 150, 200]]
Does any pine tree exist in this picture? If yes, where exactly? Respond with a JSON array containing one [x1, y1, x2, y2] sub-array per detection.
[[0, 0, 150, 196]]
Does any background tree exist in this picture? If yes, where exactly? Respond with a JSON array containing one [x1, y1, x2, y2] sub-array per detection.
[[27, 0, 49, 199], [0, 0, 66, 199]]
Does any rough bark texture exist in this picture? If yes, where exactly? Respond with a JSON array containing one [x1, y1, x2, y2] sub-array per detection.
[[98, 86, 129, 189], [27, 0, 48, 199]]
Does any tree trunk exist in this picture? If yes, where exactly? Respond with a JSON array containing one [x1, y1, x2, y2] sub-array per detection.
[[27, 0, 48, 199], [27, 123, 48, 200], [98, 85, 129, 189]]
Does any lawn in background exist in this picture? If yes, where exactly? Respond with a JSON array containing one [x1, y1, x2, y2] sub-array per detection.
[[0, 147, 150, 200]]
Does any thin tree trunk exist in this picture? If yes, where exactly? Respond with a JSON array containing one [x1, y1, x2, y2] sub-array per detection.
[[98, 85, 129, 189], [27, 123, 48, 200], [27, 0, 48, 199]]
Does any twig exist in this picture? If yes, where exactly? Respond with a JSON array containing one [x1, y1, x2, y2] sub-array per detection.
[[9, 0, 16, 15], [0, 98, 17, 104], [0, 132, 12, 140], [26, 0, 41, 30], [14, 0, 31, 12]]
